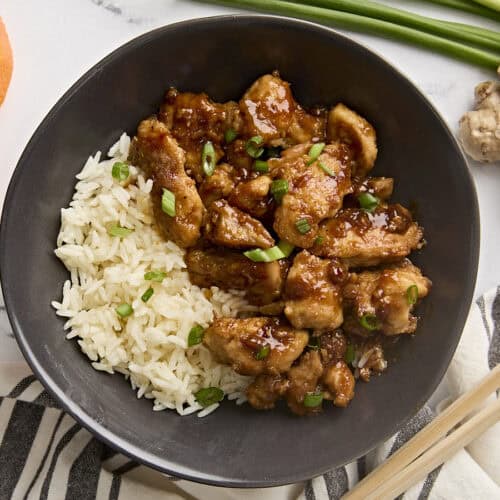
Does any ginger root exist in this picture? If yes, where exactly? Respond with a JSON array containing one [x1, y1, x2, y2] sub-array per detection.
[[459, 81, 500, 163]]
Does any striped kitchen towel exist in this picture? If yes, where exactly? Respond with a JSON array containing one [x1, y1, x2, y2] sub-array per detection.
[[0, 288, 499, 500]]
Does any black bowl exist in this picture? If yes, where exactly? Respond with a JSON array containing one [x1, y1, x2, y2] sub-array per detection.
[[0, 15, 479, 487]]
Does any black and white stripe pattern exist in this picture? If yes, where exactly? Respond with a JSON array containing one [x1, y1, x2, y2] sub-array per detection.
[[0, 288, 499, 500]]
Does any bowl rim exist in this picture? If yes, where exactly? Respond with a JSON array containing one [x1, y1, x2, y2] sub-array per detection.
[[0, 14, 480, 488]]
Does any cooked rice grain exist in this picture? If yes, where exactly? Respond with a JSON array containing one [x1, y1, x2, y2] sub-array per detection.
[[52, 134, 254, 416]]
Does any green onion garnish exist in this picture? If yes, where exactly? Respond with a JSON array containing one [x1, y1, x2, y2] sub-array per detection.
[[111, 161, 129, 181], [195, 387, 224, 407], [161, 188, 176, 217], [107, 224, 134, 238], [116, 303, 133, 318], [307, 143, 325, 165], [359, 314, 381, 331], [253, 160, 269, 173], [255, 345, 270, 360], [295, 218, 311, 234], [224, 128, 238, 144], [243, 246, 283, 262], [277, 239, 295, 257], [303, 392, 324, 408], [358, 192, 380, 212], [406, 284, 419, 305], [318, 161, 335, 176], [345, 344, 355, 364], [201, 141, 216, 177], [245, 136, 264, 159], [144, 270, 167, 282], [141, 287, 154, 303], [270, 179, 289, 202], [314, 235, 324, 245], [188, 325, 205, 347]]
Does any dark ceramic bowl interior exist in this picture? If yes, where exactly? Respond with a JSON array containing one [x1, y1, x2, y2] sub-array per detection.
[[0, 15, 479, 487]]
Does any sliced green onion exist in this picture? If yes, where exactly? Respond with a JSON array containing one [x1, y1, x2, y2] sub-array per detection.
[[318, 160, 335, 176], [161, 188, 176, 217], [314, 235, 324, 245], [255, 345, 270, 360], [224, 128, 238, 144], [107, 224, 134, 238], [345, 344, 355, 364], [116, 303, 133, 318], [253, 159, 269, 173], [188, 325, 205, 347], [303, 392, 324, 407], [141, 287, 154, 303], [244, 246, 283, 262], [359, 313, 381, 331], [111, 161, 129, 181], [295, 218, 311, 234], [202, 141, 216, 176], [270, 179, 289, 202], [195, 387, 224, 407], [307, 143, 325, 165], [144, 270, 167, 282], [358, 192, 380, 212], [277, 239, 295, 257], [406, 284, 419, 305], [245, 136, 264, 159]]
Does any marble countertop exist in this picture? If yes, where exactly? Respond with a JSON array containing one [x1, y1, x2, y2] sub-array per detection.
[[0, 0, 499, 365]]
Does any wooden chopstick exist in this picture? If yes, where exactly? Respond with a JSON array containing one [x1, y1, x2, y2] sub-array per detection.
[[343, 364, 500, 500]]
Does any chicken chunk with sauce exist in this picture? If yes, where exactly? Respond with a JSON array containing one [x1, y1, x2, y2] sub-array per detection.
[[343, 259, 432, 336], [185, 247, 286, 305], [129, 118, 204, 248], [205, 200, 274, 249], [240, 73, 325, 146], [313, 204, 424, 267], [159, 89, 240, 182], [327, 103, 377, 178], [284, 251, 347, 331], [271, 143, 352, 247], [203, 317, 309, 376]]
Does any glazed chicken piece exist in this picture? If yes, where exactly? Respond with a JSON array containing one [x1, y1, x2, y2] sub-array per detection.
[[270, 143, 352, 247], [327, 103, 377, 178], [205, 200, 274, 249], [228, 175, 273, 219], [198, 163, 237, 206], [185, 247, 286, 305], [355, 341, 388, 382], [313, 204, 424, 267], [159, 89, 241, 182], [240, 73, 325, 146], [246, 374, 289, 410], [351, 176, 394, 201], [343, 259, 432, 336], [129, 118, 204, 248], [284, 251, 347, 331], [286, 351, 324, 416], [203, 317, 309, 376], [322, 361, 355, 407]]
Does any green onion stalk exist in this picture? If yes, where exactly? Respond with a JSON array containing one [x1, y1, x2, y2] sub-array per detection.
[[472, 0, 500, 13], [197, 0, 500, 70], [294, 0, 500, 51], [422, 0, 500, 20]]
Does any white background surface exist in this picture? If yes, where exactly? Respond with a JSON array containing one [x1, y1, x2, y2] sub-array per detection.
[[0, 0, 499, 364]]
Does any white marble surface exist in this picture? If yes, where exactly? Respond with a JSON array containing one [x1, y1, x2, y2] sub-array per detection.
[[0, 1, 499, 362]]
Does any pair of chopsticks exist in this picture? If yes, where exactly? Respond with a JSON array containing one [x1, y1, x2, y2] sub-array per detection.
[[343, 365, 500, 499]]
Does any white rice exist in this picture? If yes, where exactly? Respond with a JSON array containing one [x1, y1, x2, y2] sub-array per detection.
[[52, 133, 255, 416]]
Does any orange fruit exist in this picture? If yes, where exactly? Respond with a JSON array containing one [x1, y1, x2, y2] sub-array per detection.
[[0, 17, 13, 105]]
